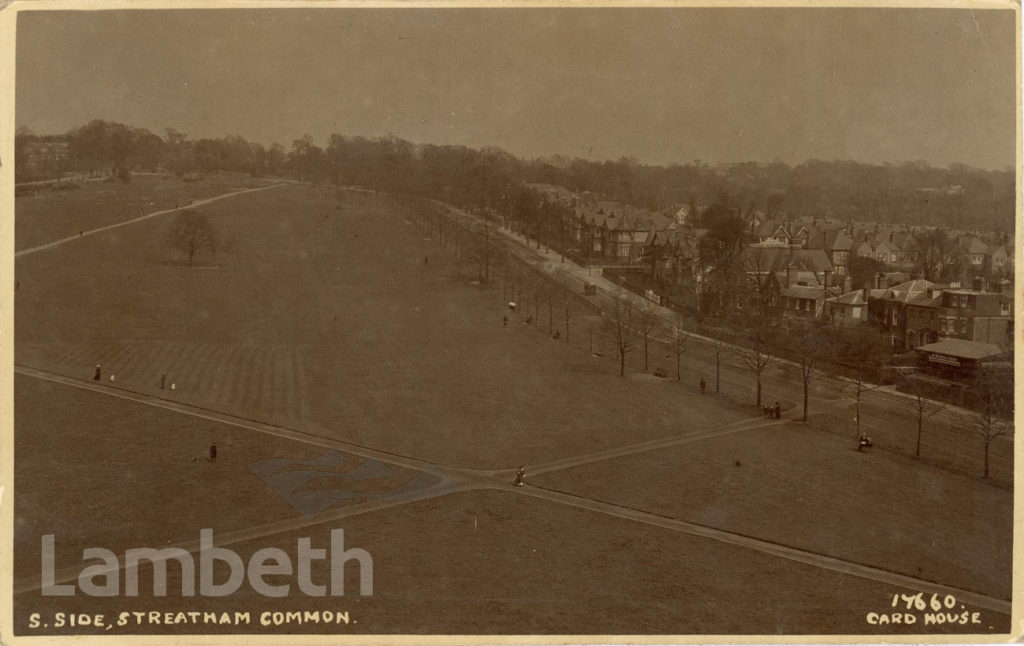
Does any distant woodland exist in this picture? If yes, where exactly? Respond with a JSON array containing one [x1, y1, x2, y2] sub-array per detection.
[[16, 120, 1015, 233]]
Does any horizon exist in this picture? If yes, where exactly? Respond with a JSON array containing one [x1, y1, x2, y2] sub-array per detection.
[[16, 7, 1017, 173]]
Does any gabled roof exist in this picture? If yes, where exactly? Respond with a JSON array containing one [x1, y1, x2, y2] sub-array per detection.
[[829, 229, 854, 251], [855, 241, 875, 256], [882, 279, 935, 302], [960, 237, 989, 255], [832, 290, 867, 305]]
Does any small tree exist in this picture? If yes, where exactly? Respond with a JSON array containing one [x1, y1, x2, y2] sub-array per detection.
[[563, 294, 575, 342], [907, 377, 944, 458], [670, 314, 690, 382], [603, 300, 636, 377], [965, 365, 1013, 478], [789, 320, 828, 422], [836, 328, 890, 437], [166, 209, 215, 267], [738, 328, 773, 406], [635, 307, 660, 371]]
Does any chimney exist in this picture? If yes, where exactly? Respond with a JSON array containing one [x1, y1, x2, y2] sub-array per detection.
[[822, 230, 827, 250], [843, 276, 853, 294], [874, 272, 883, 289], [862, 285, 869, 302], [786, 265, 797, 287], [972, 276, 986, 292], [823, 268, 832, 289]]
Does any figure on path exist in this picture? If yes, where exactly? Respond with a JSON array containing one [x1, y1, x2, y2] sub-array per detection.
[[699, 377, 706, 394], [513, 466, 525, 486], [161, 373, 167, 389], [208, 442, 217, 462], [773, 402, 781, 419], [93, 365, 101, 381]]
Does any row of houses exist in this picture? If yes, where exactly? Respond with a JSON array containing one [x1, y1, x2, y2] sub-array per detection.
[[524, 184, 1014, 354], [752, 217, 1013, 277], [783, 272, 1013, 353]]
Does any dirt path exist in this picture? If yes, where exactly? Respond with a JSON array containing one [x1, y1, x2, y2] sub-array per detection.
[[514, 484, 1010, 614], [16, 365, 1009, 615], [15, 183, 286, 258]]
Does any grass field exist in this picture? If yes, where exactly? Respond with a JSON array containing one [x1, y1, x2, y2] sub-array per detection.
[[16, 182, 751, 468], [15, 173, 274, 251], [12, 487, 1008, 635], [532, 422, 1013, 599], [13, 177, 1013, 635]]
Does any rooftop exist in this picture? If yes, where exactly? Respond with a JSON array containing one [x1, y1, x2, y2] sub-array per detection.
[[914, 339, 1007, 360]]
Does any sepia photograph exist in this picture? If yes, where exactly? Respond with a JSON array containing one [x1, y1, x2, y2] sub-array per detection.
[[2, 2, 1019, 642]]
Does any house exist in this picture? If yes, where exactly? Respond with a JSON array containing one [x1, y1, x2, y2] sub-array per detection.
[[573, 200, 669, 264], [877, 279, 936, 352], [824, 289, 870, 327], [959, 236, 989, 269]]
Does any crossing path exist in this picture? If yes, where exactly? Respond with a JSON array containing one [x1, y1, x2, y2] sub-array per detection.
[[13, 365, 1011, 615]]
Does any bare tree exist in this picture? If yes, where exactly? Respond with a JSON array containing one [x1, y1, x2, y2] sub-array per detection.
[[562, 294, 575, 342], [603, 300, 636, 377], [544, 284, 555, 334], [964, 366, 1013, 478], [166, 209, 216, 267], [737, 328, 773, 406], [836, 329, 890, 438], [710, 336, 729, 393], [789, 320, 828, 422], [471, 216, 496, 283], [635, 307, 660, 371], [906, 377, 944, 458], [669, 313, 689, 382]]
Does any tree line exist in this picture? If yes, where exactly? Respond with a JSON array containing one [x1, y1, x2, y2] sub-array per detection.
[[16, 120, 1015, 233]]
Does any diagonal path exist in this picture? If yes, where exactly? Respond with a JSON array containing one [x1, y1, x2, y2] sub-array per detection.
[[15, 182, 287, 258], [14, 366, 1011, 615], [13, 491, 468, 595], [524, 416, 783, 477], [514, 484, 1011, 614]]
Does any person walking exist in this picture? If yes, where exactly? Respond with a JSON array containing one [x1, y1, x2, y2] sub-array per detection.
[[93, 365, 101, 382], [773, 402, 781, 419], [699, 377, 706, 394], [513, 466, 525, 486], [502, 315, 508, 328], [160, 373, 167, 390], [208, 442, 217, 462]]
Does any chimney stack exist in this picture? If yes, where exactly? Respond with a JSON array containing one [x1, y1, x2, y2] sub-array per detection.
[[786, 264, 797, 287], [823, 268, 832, 289], [843, 276, 853, 294], [874, 272, 883, 289]]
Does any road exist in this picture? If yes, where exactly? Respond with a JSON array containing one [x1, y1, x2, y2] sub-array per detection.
[[481, 223, 1011, 482]]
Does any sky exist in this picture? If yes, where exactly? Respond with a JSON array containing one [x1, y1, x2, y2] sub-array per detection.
[[15, 6, 1019, 170]]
